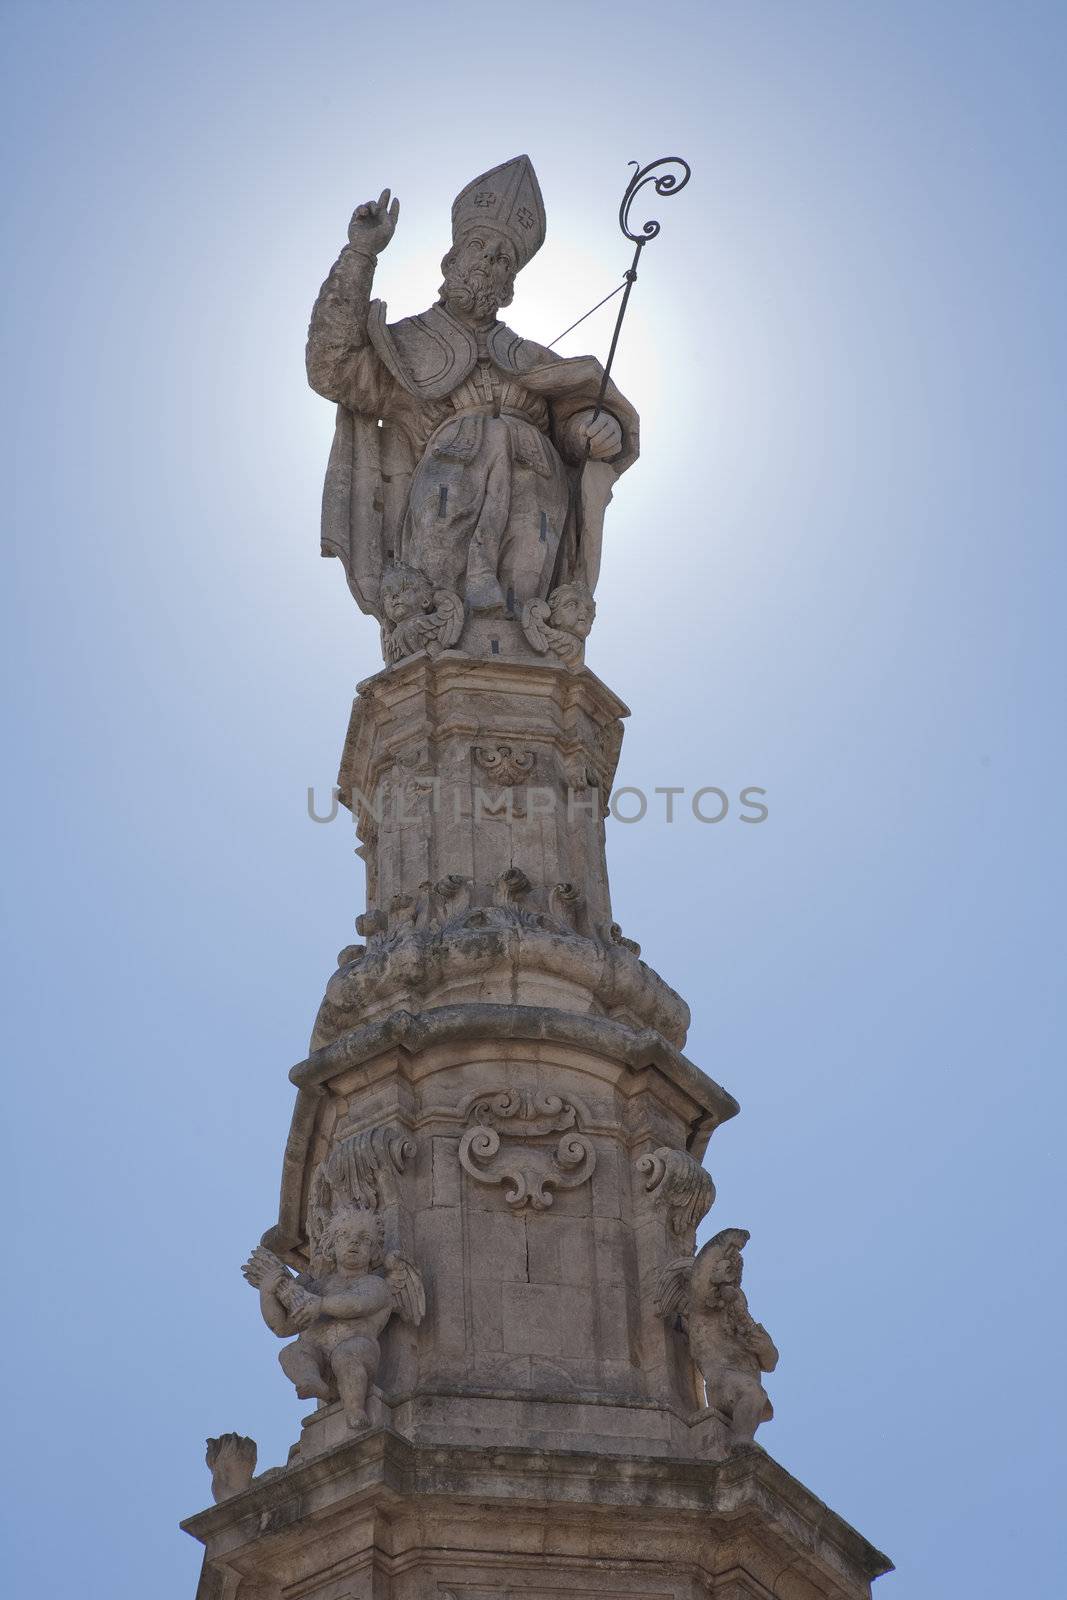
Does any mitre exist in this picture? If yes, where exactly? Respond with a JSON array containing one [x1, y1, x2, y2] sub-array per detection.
[[451, 154, 546, 272]]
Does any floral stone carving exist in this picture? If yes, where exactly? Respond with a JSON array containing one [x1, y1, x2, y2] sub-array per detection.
[[311, 869, 691, 1055], [457, 1088, 596, 1209]]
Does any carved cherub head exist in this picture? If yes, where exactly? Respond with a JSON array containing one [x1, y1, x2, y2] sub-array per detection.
[[380, 563, 433, 625], [548, 581, 596, 640], [693, 1227, 750, 1303], [707, 1241, 743, 1288], [312, 1207, 384, 1278]]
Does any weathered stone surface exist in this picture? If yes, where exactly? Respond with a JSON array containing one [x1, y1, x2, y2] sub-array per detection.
[[182, 1434, 893, 1600], [315, 654, 689, 1052], [204, 1435, 257, 1504], [638, 1146, 718, 1249]]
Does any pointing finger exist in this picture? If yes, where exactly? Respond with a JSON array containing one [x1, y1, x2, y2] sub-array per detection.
[[389, 196, 400, 225], [377, 188, 391, 214]]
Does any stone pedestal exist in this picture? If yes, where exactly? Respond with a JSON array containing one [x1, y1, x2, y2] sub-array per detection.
[[264, 1002, 736, 1459], [183, 653, 892, 1599], [182, 1435, 892, 1600], [315, 655, 686, 1052]]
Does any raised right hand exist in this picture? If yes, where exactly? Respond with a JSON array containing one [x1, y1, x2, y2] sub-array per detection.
[[348, 188, 400, 254]]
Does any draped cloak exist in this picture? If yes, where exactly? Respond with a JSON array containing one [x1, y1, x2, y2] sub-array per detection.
[[318, 300, 639, 616]]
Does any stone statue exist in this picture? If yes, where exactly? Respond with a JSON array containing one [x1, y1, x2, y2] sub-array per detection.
[[521, 580, 596, 664], [204, 1433, 257, 1503], [307, 155, 639, 635], [654, 1227, 779, 1448], [378, 563, 463, 662], [243, 1208, 426, 1430]]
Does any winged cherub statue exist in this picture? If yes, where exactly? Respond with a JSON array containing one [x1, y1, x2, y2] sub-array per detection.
[[654, 1227, 779, 1448], [242, 1208, 425, 1430]]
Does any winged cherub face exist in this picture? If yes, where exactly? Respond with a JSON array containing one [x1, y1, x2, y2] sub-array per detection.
[[549, 582, 596, 640], [326, 1212, 378, 1276], [381, 564, 433, 624]]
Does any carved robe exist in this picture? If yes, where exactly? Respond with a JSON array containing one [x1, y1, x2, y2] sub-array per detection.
[[311, 296, 640, 616]]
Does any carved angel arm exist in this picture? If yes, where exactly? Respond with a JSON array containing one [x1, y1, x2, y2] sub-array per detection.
[[718, 1285, 779, 1372], [747, 1320, 779, 1373], [255, 1285, 296, 1337], [242, 1245, 317, 1336], [315, 1275, 392, 1322]]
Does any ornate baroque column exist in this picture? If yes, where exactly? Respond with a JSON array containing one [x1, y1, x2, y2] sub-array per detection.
[[182, 156, 892, 1600]]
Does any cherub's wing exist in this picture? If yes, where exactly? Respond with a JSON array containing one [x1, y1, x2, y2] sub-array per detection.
[[653, 1256, 694, 1321], [383, 1251, 426, 1325], [431, 590, 464, 650], [520, 598, 553, 655], [381, 624, 403, 663]]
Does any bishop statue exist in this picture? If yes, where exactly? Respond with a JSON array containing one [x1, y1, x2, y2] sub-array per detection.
[[306, 155, 638, 650]]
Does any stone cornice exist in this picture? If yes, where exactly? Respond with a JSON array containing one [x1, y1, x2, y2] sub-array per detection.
[[266, 1003, 737, 1256], [182, 1433, 892, 1594]]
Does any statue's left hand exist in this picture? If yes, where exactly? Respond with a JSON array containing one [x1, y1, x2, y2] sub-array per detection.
[[576, 409, 623, 461]]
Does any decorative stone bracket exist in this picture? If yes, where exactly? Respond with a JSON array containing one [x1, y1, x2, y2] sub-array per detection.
[[307, 1120, 416, 1250], [637, 1146, 716, 1240], [473, 744, 537, 787]]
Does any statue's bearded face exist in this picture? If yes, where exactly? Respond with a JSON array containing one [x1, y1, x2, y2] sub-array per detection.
[[440, 229, 517, 319]]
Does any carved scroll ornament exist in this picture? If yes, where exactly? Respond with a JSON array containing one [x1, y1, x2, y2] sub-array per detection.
[[637, 1146, 715, 1239], [458, 1088, 596, 1210]]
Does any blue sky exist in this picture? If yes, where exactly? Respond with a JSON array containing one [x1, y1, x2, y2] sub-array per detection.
[[2, 2, 1064, 1595]]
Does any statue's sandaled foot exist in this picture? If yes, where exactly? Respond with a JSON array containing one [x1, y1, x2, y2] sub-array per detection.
[[344, 1408, 370, 1431]]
